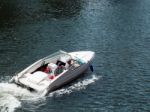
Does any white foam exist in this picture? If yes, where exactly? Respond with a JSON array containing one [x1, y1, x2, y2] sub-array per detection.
[[0, 93, 21, 112], [0, 82, 40, 112], [48, 74, 101, 97], [0, 83, 36, 98], [0, 74, 101, 112]]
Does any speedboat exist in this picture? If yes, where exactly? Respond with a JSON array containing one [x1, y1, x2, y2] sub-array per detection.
[[10, 50, 95, 96]]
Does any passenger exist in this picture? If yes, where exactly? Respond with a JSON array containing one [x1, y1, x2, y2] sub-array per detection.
[[43, 65, 52, 74], [55, 61, 65, 75], [67, 59, 74, 66]]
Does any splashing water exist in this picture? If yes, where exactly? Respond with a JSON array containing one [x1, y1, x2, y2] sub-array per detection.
[[0, 93, 21, 112], [0, 76, 22, 112], [0, 76, 40, 112], [48, 74, 101, 97], [0, 74, 101, 112]]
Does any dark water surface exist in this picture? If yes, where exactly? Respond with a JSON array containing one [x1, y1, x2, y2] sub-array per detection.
[[0, 0, 150, 112]]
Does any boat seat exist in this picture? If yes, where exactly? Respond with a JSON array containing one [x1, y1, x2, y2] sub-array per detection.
[[19, 71, 51, 91], [48, 63, 57, 74], [23, 71, 48, 84]]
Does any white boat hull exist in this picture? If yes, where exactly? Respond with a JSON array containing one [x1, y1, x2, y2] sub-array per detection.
[[10, 50, 95, 96]]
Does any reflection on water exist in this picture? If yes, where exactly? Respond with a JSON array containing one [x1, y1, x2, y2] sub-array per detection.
[[41, 0, 82, 19], [0, 0, 82, 28], [0, 0, 83, 76], [0, 0, 18, 28]]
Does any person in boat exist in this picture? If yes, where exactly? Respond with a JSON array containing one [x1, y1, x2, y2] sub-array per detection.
[[67, 59, 74, 66], [55, 56, 73, 75], [41, 65, 52, 74], [55, 61, 66, 75]]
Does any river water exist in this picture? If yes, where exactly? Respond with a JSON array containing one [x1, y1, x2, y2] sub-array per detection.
[[0, 0, 149, 112]]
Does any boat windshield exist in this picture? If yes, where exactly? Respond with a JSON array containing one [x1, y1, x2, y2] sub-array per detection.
[[42, 50, 71, 61]]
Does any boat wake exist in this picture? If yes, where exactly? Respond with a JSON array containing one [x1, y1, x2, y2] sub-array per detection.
[[0, 76, 37, 112], [0, 74, 101, 112], [49, 74, 101, 97], [0, 93, 21, 112]]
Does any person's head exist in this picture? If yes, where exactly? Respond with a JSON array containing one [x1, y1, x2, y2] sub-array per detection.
[[67, 59, 71, 64]]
